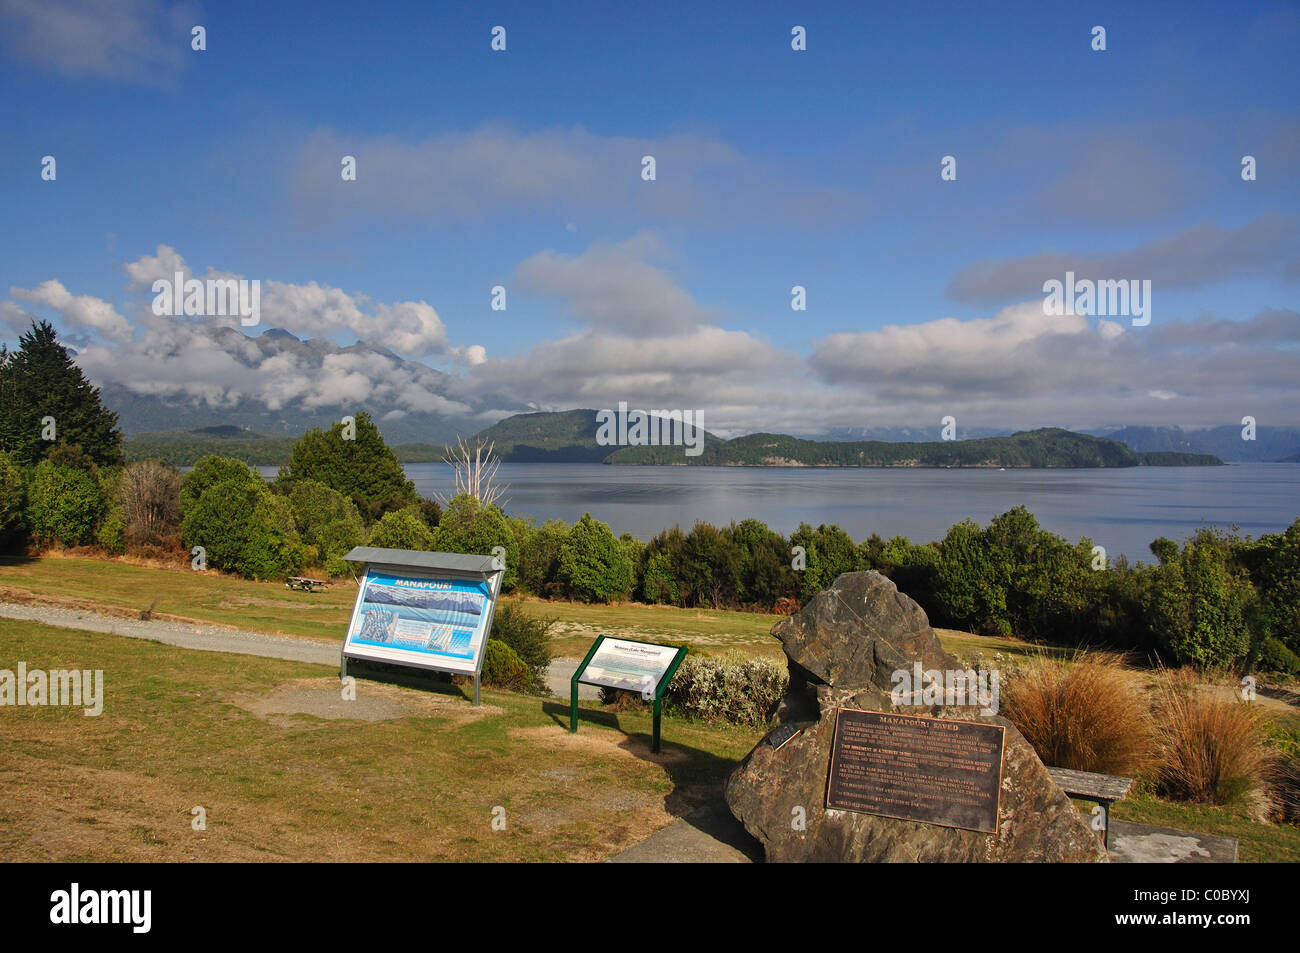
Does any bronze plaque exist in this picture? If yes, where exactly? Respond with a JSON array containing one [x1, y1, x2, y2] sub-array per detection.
[[826, 709, 1005, 833]]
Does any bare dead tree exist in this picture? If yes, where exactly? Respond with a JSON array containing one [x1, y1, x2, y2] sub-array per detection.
[[121, 460, 182, 544], [435, 436, 509, 509]]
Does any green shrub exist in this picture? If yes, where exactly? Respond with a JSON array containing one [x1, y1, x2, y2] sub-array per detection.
[[433, 494, 519, 590], [680, 521, 743, 608], [559, 512, 632, 603], [488, 602, 554, 686], [96, 508, 126, 555], [641, 549, 679, 604], [274, 411, 416, 513], [665, 651, 788, 726], [0, 451, 25, 550], [180, 456, 262, 517], [182, 479, 259, 573], [1144, 528, 1254, 668], [241, 493, 304, 579], [416, 496, 441, 530], [479, 639, 532, 692], [24, 459, 106, 547], [789, 522, 856, 603], [181, 478, 303, 579], [1235, 519, 1300, 657], [732, 518, 797, 607], [366, 507, 436, 550], [1258, 637, 1300, 676], [931, 507, 1096, 641], [881, 536, 941, 609], [288, 480, 365, 574], [518, 518, 569, 596]]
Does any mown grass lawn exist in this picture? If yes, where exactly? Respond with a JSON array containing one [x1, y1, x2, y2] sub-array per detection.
[[0, 618, 763, 861], [2, 611, 1295, 862], [0, 554, 358, 640]]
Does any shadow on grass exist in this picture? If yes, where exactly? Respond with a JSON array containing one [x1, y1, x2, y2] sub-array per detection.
[[343, 657, 475, 703], [539, 699, 753, 820]]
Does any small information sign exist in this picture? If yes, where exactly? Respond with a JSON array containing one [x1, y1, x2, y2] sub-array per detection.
[[570, 636, 687, 753]]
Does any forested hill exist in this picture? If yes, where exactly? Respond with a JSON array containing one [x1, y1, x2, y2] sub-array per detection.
[[467, 408, 728, 462], [605, 428, 1224, 467], [125, 417, 1223, 468]]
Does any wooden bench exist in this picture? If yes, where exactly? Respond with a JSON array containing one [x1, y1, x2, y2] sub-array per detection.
[[285, 576, 330, 593], [1047, 767, 1133, 849]]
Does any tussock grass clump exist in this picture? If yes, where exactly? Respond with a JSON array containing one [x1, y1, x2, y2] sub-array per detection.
[[1001, 650, 1152, 776], [1152, 668, 1272, 806]]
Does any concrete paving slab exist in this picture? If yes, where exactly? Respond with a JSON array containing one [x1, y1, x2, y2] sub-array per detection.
[[609, 798, 762, 863], [1108, 819, 1238, 863]]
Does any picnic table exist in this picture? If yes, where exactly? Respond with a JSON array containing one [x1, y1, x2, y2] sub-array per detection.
[[285, 576, 330, 592]]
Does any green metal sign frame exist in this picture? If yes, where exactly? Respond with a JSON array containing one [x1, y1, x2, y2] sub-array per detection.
[[569, 635, 687, 754]]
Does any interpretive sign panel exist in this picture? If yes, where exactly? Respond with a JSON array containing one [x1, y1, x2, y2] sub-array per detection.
[[579, 638, 682, 695], [570, 635, 687, 753], [339, 550, 504, 707], [826, 709, 1005, 834], [344, 569, 493, 674]]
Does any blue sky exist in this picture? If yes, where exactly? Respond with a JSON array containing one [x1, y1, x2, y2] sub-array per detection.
[[1, 0, 1297, 436]]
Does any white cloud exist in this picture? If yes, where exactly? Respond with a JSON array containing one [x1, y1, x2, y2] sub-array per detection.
[[124, 243, 192, 291], [0, 300, 33, 337], [808, 300, 1300, 430], [290, 123, 865, 228], [10, 279, 133, 343], [121, 246, 451, 357], [0, 0, 200, 84], [516, 233, 711, 336]]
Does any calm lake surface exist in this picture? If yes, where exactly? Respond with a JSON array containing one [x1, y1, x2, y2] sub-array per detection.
[[386, 462, 1299, 562]]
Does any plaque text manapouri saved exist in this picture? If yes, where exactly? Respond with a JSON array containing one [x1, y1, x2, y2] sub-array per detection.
[[826, 709, 1005, 833]]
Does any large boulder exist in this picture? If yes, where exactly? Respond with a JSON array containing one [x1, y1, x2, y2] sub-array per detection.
[[725, 571, 1107, 863], [774, 570, 956, 690]]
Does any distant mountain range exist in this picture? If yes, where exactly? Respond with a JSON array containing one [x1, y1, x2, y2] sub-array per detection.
[[125, 410, 1224, 469], [99, 329, 1293, 466], [1093, 425, 1300, 463]]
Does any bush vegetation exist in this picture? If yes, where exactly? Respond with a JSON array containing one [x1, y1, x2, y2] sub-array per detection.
[[24, 459, 106, 548], [479, 639, 533, 692], [664, 651, 788, 726], [366, 508, 435, 551], [487, 602, 554, 686]]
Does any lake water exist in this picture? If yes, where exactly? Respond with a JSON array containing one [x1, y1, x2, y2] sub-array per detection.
[[367, 462, 1299, 562]]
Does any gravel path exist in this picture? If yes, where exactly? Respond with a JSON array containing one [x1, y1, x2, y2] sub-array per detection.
[[0, 600, 597, 697]]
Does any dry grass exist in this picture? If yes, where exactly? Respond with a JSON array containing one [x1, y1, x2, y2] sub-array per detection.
[[1152, 668, 1274, 806], [1001, 650, 1153, 776]]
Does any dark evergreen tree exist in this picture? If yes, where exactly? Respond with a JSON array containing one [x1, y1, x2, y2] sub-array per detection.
[[274, 411, 416, 514], [0, 321, 123, 467]]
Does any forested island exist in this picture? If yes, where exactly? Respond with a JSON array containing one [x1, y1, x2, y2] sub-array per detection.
[[607, 428, 1222, 468]]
